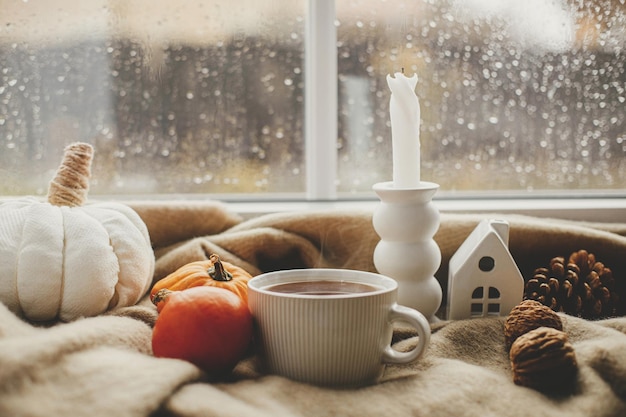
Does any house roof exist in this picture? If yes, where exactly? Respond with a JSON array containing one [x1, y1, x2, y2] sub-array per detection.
[[448, 219, 514, 274]]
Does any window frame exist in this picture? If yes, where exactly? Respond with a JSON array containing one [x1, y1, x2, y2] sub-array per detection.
[[305, 0, 337, 200]]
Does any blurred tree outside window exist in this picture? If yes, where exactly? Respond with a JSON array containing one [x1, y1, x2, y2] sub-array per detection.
[[0, 0, 624, 198]]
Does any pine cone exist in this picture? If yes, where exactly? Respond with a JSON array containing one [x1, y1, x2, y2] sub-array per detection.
[[524, 250, 618, 319]]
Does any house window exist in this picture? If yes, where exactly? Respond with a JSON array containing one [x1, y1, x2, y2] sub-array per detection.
[[1, 1, 624, 200], [488, 287, 501, 299], [478, 256, 495, 272], [471, 287, 483, 299], [471, 285, 501, 317]]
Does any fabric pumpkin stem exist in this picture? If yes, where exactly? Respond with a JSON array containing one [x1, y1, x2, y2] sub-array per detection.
[[47, 142, 93, 207]]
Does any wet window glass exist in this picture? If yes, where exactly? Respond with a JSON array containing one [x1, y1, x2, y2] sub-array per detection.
[[337, 0, 625, 195], [1, 1, 305, 196]]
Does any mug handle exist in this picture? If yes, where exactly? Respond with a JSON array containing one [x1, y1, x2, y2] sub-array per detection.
[[381, 304, 431, 364]]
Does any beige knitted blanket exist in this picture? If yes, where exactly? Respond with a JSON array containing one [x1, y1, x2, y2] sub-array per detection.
[[1, 200, 626, 417]]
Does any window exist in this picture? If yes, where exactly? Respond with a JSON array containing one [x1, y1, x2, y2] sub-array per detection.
[[471, 285, 501, 317], [478, 256, 495, 272], [1, 1, 624, 201]]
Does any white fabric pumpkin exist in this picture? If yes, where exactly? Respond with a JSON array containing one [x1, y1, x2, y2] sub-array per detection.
[[0, 143, 155, 322]]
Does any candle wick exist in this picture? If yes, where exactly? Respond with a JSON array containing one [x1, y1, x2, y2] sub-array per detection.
[[401, 67, 404, 74]]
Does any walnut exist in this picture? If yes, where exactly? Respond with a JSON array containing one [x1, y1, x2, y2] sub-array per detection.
[[510, 327, 578, 394], [504, 300, 563, 350]]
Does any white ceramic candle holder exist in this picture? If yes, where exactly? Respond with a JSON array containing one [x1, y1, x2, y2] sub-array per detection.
[[372, 181, 442, 322]]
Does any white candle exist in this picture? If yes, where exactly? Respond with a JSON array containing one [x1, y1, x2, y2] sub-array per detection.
[[386, 72, 421, 188]]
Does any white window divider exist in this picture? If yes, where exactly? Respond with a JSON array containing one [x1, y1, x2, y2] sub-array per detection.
[[305, 0, 338, 200]]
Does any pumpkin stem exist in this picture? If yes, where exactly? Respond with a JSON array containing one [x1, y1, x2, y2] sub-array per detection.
[[152, 288, 173, 306], [208, 254, 233, 282], [47, 142, 94, 207]]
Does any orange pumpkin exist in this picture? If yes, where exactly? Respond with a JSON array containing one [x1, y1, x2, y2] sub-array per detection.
[[150, 254, 252, 304], [151, 286, 253, 375]]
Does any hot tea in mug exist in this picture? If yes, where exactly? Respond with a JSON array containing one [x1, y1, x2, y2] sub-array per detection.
[[248, 268, 431, 387]]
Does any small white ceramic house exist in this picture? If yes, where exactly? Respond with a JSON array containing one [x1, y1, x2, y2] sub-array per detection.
[[447, 219, 524, 320]]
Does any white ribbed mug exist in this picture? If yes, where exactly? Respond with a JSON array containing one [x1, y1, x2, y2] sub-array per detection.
[[247, 268, 430, 387]]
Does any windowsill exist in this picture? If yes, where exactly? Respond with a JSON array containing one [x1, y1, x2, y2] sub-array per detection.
[[224, 197, 626, 223]]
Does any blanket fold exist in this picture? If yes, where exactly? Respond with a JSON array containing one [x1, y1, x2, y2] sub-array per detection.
[[147, 207, 626, 311], [1, 200, 625, 417]]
